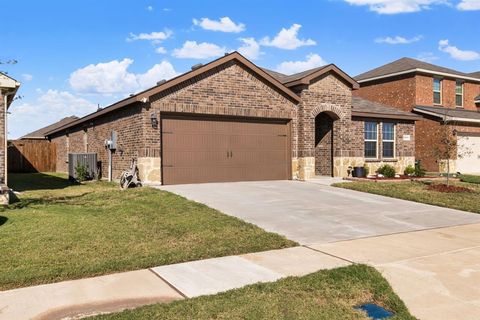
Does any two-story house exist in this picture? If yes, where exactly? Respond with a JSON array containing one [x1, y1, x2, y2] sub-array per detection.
[[354, 58, 480, 174]]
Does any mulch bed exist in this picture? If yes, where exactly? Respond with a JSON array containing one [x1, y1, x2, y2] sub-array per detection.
[[426, 184, 474, 193]]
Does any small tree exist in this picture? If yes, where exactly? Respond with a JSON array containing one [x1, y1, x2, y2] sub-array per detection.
[[431, 109, 471, 186]]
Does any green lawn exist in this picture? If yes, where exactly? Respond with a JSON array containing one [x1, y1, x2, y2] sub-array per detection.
[[334, 179, 480, 214], [90, 265, 414, 320], [0, 173, 295, 290], [460, 174, 480, 185]]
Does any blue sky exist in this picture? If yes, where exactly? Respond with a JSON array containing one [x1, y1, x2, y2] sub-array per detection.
[[2, 0, 480, 138]]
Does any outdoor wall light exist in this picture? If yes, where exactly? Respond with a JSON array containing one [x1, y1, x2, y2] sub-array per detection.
[[150, 112, 158, 128]]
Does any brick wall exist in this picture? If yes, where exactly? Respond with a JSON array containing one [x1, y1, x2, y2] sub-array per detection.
[[296, 73, 353, 158], [351, 117, 415, 159], [354, 75, 416, 112], [415, 75, 480, 110], [51, 103, 144, 179]]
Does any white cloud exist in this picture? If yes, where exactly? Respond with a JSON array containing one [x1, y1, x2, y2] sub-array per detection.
[[136, 61, 178, 88], [416, 52, 439, 62], [156, 47, 167, 54], [193, 17, 245, 33], [457, 0, 480, 10], [343, 0, 447, 14], [22, 73, 33, 81], [261, 24, 316, 50], [375, 35, 423, 44], [147, 5, 153, 11], [438, 39, 480, 61], [126, 30, 172, 43], [8, 90, 96, 139], [238, 38, 262, 60], [275, 54, 327, 74], [69, 58, 178, 95], [172, 41, 226, 59]]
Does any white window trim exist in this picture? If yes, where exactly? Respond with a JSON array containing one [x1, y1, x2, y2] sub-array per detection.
[[455, 80, 464, 108], [365, 122, 379, 159], [433, 78, 442, 105], [382, 122, 396, 159]]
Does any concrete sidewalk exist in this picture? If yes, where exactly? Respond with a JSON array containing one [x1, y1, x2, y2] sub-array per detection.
[[0, 247, 350, 320], [313, 223, 480, 320], [3, 224, 480, 320]]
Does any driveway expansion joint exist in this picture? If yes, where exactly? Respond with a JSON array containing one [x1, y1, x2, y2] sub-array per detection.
[[302, 245, 355, 264]]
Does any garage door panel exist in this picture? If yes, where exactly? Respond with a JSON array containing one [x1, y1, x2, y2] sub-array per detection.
[[457, 135, 480, 175], [163, 134, 230, 150], [230, 135, 286, 150], [164, 151, 231, 167], [162, 116, 290, 185]]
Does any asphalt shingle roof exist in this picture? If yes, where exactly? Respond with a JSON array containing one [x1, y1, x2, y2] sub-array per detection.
[[414, 105, 480, 122], [352, 97, 421, 120], [355, 57, 479, 82], [469, 72, 480, 79], [262, 66, 329, 84]]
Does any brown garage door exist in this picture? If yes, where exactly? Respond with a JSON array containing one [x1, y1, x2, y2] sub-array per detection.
[[162, 115, 291, 185]]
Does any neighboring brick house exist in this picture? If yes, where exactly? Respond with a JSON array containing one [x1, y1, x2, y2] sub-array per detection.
[[0, 72, 20, 203], [46, 52, 418, 185], [20, 116, 79, 140], [355, 58, 480, 174]]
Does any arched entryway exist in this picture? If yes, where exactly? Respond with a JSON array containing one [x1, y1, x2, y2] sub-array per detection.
[[315, 112, 338, 176]]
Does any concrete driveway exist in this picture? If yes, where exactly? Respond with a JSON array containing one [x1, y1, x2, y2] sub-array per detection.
[[159, 180, 480, 245]]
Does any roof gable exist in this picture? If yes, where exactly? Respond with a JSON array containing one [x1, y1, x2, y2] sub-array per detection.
[[46, 52, 300, 136], [263, 65, 359, 89]]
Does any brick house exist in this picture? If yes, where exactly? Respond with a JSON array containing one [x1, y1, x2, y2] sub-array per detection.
[[46, 52, 418, 185], [355, 58, 480, 174]]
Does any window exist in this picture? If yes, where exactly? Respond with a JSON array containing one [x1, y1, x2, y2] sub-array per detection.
[[364, 122, 378, 158], [455, 80, 463, 107], [382, 123, 395, 158], [433, 78, 442, 105]]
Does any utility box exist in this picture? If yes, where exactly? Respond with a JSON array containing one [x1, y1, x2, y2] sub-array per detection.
[[68, 153, 98, 181]]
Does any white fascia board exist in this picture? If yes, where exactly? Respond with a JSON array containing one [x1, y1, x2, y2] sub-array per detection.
[[358, 68, 480, 84]]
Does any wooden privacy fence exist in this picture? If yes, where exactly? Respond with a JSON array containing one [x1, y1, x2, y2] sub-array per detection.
[[7, 140, 56, 173]]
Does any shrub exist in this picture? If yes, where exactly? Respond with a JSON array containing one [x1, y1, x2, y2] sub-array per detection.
[[460, 174, 480, 185], [378, 164, 396, 178], [414, 162, 426, 177], [74, 164, 90, 182], [404, 165, 415, 176]]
